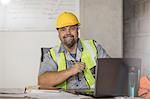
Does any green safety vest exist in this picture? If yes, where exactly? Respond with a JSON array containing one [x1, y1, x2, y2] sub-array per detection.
[[49, 40, 97, 90]]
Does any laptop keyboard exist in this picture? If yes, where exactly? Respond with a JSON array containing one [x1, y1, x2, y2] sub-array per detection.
[[75, 89, 94, 96]]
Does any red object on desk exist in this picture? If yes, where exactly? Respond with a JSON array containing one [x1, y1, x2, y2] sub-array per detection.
[[138, 76, 150, 99]]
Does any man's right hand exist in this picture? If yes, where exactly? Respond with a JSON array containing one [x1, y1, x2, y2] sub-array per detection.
[[38, 62, 86, 87], [69, 62, 85, 75]]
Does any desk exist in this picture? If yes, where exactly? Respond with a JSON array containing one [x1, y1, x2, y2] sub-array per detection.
[[0, 89, 144, 99], [0, 90, 91, 99]]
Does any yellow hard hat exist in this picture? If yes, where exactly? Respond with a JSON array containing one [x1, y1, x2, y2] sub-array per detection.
[[56, 11, 80, 28]]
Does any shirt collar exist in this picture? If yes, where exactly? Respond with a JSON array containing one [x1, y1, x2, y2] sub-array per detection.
[[58, 38, 83, 53]]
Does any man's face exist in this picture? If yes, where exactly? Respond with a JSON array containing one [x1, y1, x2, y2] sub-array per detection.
[[57, 25, 79, 48]]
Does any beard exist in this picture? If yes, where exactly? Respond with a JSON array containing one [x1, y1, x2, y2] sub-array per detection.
[[63, 35, 77, 48]]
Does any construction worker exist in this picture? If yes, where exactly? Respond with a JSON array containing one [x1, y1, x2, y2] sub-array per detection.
[[38, 11, 109, 90], [138, 75, 150, 99]]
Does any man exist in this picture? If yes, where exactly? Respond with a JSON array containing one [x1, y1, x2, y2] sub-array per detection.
[[38, 11, 109, 90]]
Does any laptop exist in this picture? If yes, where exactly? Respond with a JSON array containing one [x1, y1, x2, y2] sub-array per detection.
[[69, 58, 141, 98]]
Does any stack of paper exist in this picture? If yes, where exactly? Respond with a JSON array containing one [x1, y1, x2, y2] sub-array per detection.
[[0, 88, 25, 94]]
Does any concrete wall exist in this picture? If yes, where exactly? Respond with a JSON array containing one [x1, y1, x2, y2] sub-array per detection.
[[124, 0, 150, 77], [80, 0, 123, 57]]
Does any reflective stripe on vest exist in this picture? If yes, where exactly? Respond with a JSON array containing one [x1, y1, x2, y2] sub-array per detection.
[[80, 40, 97, 87], [50, 48, 67, 90], [49, 40, 97, 89]]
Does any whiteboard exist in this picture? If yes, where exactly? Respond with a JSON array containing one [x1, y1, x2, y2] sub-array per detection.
[[0, 0, 79, 32]]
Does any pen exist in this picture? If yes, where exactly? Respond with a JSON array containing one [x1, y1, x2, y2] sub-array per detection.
[[70, 60, 85, 81], [70, 60, 80, 81]]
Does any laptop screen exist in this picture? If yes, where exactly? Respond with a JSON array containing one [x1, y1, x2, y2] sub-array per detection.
[[94, 58, 141, 97]]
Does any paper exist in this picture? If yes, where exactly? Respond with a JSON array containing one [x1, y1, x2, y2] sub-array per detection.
[[0, 88, 25, 94], [27, 89, 61, 93], [0, 94, 27, 98]]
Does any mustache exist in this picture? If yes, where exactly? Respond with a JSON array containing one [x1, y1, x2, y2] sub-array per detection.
[[63, 35, 74, 38]]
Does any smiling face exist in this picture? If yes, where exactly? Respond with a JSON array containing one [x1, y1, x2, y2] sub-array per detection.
[[57, 25, 79, 48]]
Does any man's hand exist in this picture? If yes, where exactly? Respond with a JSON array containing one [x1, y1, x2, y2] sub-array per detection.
[[69, 62, 85, 75], [38, 62, 86, 87]]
